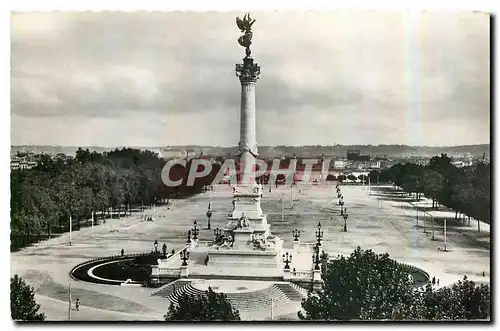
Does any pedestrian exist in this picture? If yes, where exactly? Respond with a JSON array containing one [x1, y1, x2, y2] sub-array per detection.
[[432, 277, 436, 285], [75, 298, 80, 311], [437, 279, 440, 286], [121, 248, 124, 256]]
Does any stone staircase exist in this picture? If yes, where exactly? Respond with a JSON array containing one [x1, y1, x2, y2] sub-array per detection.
[[164, 281, 307, 312], [290, 282, 310, 297], [274, 283, 306, 301], [151, 279, 192, 298]]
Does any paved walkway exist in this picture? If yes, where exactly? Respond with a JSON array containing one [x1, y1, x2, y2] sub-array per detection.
[[10, 184, 490, 320]]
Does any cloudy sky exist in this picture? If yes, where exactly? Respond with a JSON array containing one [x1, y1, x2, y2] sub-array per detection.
[[11, 11, 490, 147]]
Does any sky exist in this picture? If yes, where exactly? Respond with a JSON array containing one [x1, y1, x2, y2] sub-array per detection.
[[10, 11, 490, 147]]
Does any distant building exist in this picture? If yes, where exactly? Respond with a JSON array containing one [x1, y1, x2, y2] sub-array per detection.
[[346, 149, 360, 159], [10, 156, 20, 170], [161, 148, 187, 159], [452, 160, 472, 168], [347, 149, 370, 162], [11, 156, 37, 170], [145, 149, 162, 157], [369, 161, 381, 169], [334, 160, 347, 169]]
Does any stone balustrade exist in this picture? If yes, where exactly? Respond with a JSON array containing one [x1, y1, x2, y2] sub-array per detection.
[[290, 270, 314, 280], [157, 267, 181, 277], [151, 245, 191, 282]]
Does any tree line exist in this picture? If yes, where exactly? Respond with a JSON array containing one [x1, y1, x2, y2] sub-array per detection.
[[368, 154, 490, 224], [10, 148, 220, 250]]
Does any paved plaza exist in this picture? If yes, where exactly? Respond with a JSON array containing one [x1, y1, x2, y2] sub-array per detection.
[[10, 184, 491, 321]]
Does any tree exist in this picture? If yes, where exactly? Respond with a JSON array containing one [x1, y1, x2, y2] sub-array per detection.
[[10, 147, 233, 250], [320, 250, 329, 274], [368, 170, 380, 184], [418, 276, 490, 320], [347, 174, 357, 181], [164, 287, 240, 321], [422, 170, 444, 208], [448, 276, 490, 320], [298, 247, 419, 320], [10, 275, 45, 321], [297, 247, 491, 321]]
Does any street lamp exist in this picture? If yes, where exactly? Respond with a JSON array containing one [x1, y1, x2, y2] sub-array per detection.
[[192, 221, 199, 240], [206, 209, 212, 230], [154, 239, 158, 254], [282, 252, 292, 270], [292, 229, 300, 241], [180, 250, 190, 266], [343, 212, 348, 232], [316, 222, 323, 247], [162, 243, 167, 258]]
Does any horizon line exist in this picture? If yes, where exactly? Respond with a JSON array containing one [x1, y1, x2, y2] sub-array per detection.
[[10, 143, 490, 149]]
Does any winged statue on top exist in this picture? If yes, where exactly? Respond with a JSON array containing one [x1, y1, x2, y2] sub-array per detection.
[[236, 13, 256, 57]]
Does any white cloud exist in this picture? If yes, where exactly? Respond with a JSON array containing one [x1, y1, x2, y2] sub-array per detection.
[[10, 11, 490, 146]]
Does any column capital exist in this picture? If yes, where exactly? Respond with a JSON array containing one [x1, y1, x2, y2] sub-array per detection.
[[236, 57, 260, 83]]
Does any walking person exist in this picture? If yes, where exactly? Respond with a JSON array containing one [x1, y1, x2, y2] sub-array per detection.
[[75, 298, 80, 311]]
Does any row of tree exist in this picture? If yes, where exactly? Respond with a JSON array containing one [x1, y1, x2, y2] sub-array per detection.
[[369, 154, 490, 224], [10, 148, 221, 250]]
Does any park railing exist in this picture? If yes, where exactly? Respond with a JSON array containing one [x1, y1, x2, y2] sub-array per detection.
[[394, 260, 430, 285]]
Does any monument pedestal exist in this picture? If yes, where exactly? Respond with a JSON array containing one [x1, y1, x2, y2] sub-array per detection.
[[231, 183, 263, 219], [233, 228, 254, 249], [283, 268, 291, 280], [208, 249, 279, 269], [180, 265, 189, 278]]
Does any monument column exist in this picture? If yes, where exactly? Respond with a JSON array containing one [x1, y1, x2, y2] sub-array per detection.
[[240, 71, 258, 157], [236, 14, 260, 185], [236, 58, 260, 183]]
